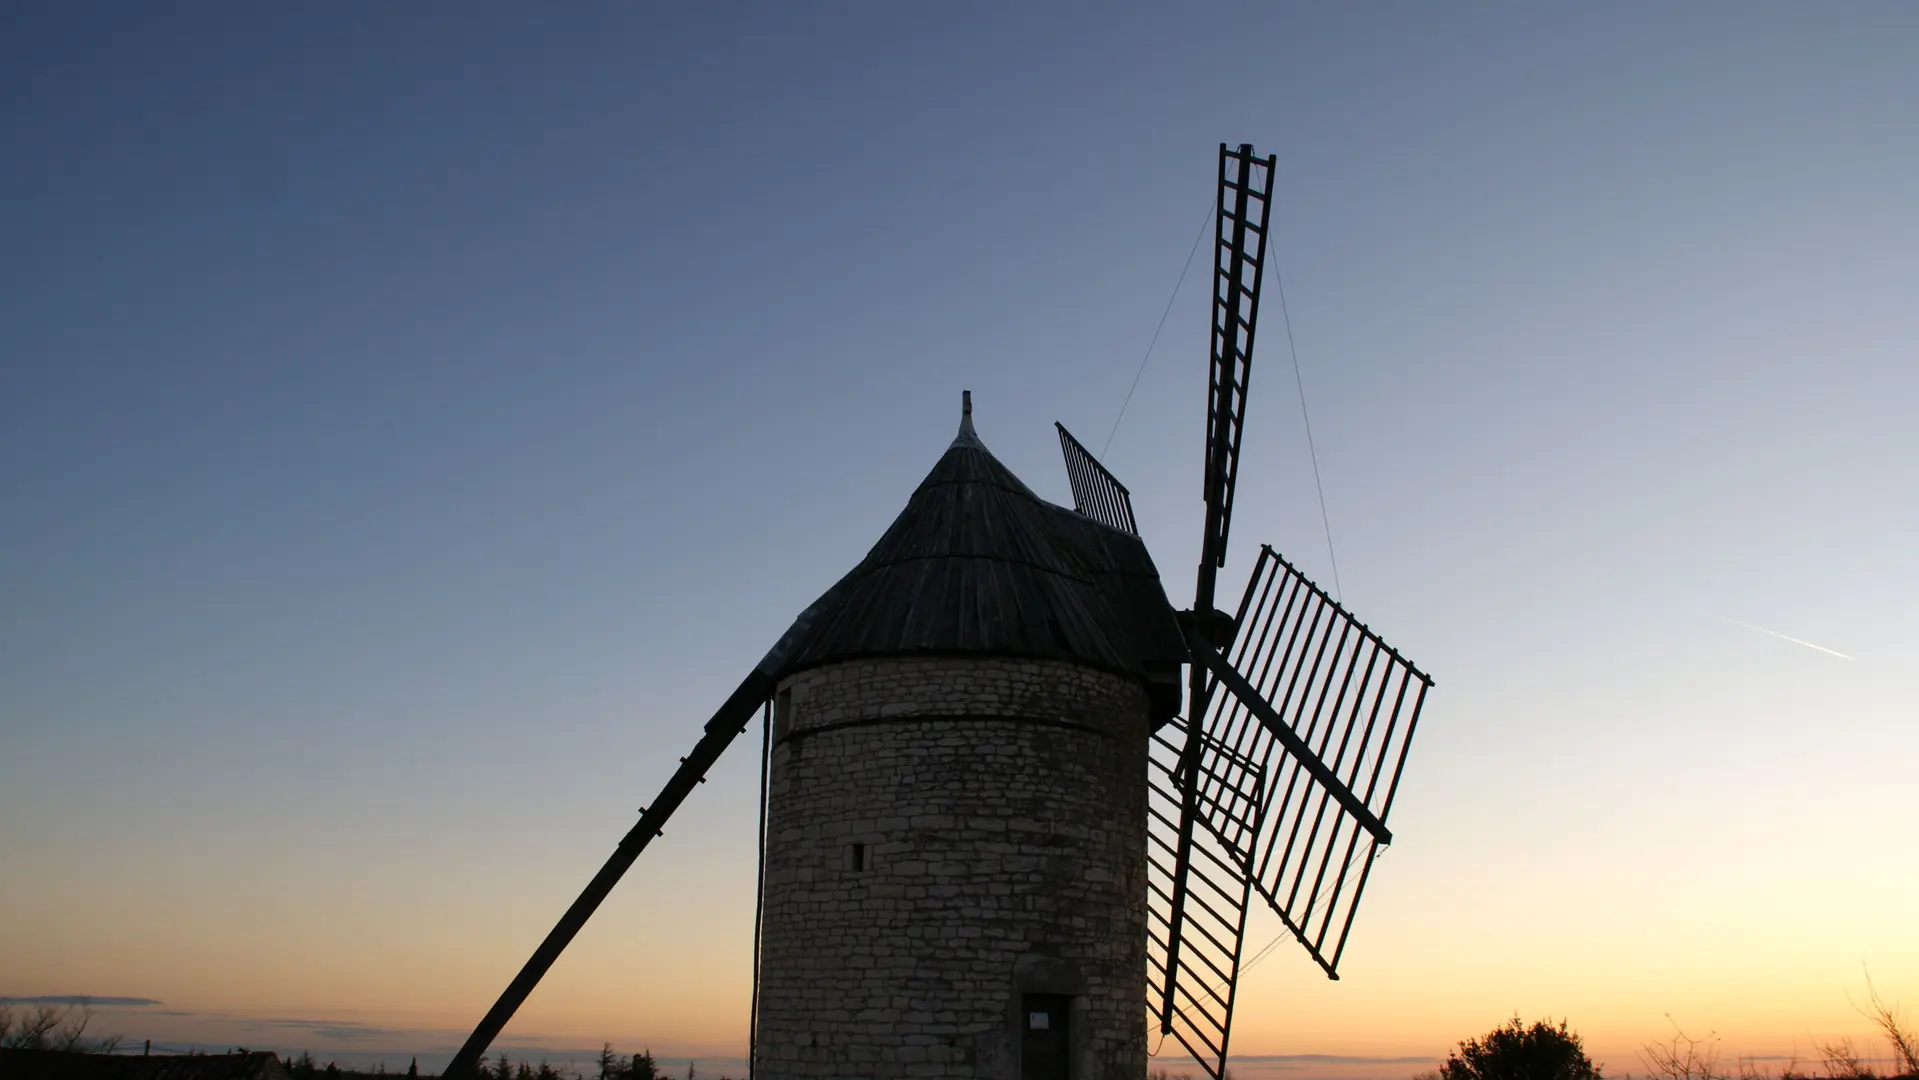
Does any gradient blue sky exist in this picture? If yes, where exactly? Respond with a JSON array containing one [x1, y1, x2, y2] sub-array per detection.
[[3, 4, 1916, 1075]]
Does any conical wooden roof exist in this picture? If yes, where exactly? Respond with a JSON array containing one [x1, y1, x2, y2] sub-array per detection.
[[771, 394, 1187, 720]]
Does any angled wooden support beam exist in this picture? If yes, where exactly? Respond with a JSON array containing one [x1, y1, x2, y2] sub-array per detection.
[[1183, 630, 1392, 846]]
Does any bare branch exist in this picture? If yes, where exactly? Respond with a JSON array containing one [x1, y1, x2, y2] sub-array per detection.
[[1642, 1017, 1726, 1080], [1856, 970, 1919, 1078], [1816, 1038, 1873, 1080], [52, 1004, 95, 1053]]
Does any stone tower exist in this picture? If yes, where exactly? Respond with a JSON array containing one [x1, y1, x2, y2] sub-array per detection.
[[752, 394, 1188, 1080]]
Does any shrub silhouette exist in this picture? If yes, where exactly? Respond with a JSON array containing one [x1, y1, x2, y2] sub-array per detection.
[[1441, 1015, 1602, 1080]]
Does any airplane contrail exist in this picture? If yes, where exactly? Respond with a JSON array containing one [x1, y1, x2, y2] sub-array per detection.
[[1719, 616, 1856, 661]]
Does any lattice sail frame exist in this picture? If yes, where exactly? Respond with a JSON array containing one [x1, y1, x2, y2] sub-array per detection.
[[1199, 144, 1276, 578], [1147, 718, 1258, 1075], [1150, 545, 1431, 1079], [1194, 544, 1430, 976], [1056, 422, 1139, 535]]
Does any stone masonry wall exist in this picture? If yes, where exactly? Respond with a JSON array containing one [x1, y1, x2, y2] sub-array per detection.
[[754, 656, 1149, 1080]]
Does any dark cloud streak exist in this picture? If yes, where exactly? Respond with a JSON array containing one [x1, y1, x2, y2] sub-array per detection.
[[257, 1019, 396, 1043], [0, 1005, 162, 1012]]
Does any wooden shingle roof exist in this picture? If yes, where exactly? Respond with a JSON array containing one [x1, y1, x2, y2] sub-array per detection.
[[771, 397, 1188, 720]]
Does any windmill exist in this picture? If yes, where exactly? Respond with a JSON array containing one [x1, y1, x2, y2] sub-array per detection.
[[443, 143, 1431, 1080]]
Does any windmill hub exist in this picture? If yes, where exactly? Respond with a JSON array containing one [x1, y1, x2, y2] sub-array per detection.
[[1175, 607, 1238, 653]]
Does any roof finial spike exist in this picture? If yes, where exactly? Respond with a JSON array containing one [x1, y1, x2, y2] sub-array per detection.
[[951, 389, 982, 448]]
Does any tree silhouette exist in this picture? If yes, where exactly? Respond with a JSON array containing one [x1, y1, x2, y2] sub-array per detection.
[[1442, 1016, 1602, 1080]]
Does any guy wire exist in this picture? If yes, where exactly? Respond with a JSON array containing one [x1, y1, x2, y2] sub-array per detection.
[[1271, 243, 1344, 603], [1104, 197, 1215, 458]]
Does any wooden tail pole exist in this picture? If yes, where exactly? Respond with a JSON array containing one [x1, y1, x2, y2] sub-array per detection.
[[442, 671, 774, 1078]]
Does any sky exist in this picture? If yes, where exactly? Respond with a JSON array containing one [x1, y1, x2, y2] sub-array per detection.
[[3, 4, 1916, 1077]]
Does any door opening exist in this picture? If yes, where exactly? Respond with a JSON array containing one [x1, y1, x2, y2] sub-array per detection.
[[1021, 994, 1070, 1080]]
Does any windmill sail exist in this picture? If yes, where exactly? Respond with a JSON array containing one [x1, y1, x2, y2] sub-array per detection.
[[1057, 422, 1140, 535], [1146, 717, 1259, 1079], [1197, 144, 1275, 596], [1193, 546, 1430, 976], [1156, 548, 1430, 1080]]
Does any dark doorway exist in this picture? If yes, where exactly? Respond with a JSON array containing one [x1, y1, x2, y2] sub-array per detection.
[[1021, 994, 1070, 1080]]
